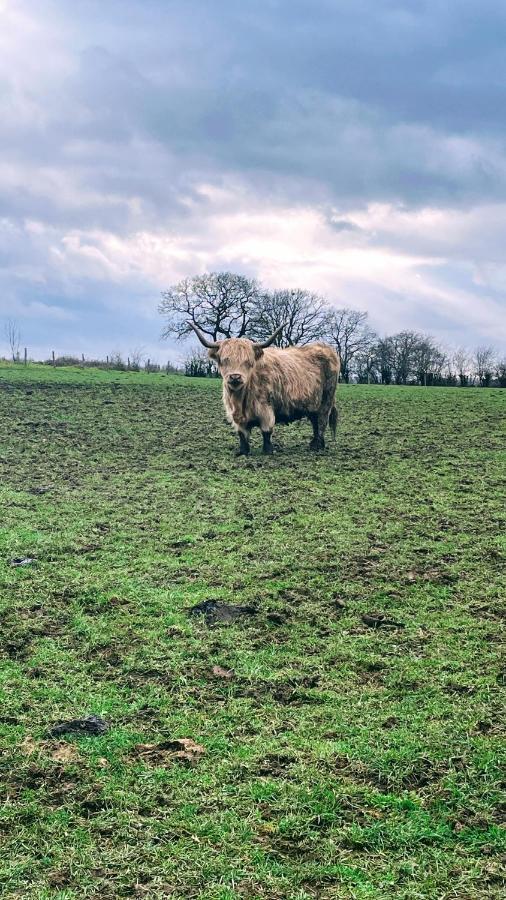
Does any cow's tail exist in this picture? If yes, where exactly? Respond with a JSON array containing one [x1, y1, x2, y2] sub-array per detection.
[[329, 404, 338, 439]]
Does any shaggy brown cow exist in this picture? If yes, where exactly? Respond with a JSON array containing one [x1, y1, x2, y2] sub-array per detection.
[[189, 322, 340, 455]]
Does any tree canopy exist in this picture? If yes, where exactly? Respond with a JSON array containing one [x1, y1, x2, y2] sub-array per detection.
[[159, 271, 504, 386]]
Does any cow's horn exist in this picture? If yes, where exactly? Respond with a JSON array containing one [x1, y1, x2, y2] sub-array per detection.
[[254, 322, 286, 349], [187, 321, 220, 349]]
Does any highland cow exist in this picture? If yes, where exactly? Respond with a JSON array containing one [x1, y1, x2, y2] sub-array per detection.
[[189, 322, 340, 455]]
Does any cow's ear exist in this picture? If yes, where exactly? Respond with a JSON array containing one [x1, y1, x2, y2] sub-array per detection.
[[208, 348, 219, 361], [253, 345, 264, 360]]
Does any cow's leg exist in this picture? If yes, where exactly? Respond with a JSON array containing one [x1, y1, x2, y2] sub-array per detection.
[[309, 413, 325, 451], [309, 409, 330, 450], [309, 413, 320, 450], [262, 430, 273, 454], [236, 428, 251, 457], [259, 409, 275, 455], [318, 405, 331, 448]]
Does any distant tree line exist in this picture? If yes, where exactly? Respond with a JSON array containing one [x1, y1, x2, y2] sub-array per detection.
[[159, 272, 506, 386], [39, 353, 180, 374], [3, 281, 504, 386], [0, 324, 182, 374]]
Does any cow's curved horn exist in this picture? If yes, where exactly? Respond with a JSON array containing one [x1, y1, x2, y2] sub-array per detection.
[[254, 322, 286, 349], [187, 321, 220, 349]]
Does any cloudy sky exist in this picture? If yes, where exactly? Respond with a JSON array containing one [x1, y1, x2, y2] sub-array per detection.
[[1, 0, 505, 363]]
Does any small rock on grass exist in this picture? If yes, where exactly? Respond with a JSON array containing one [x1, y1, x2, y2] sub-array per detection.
[[10, 557, 36, 567]]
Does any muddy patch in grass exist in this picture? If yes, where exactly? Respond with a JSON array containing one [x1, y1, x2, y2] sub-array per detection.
[[361, 612, 405, 629], [231, 674, 323, 706], [333, 754, 446, 791], [129, 737, 206, 767], [189, 599, 257, 625], [255, 753, 296, 777]]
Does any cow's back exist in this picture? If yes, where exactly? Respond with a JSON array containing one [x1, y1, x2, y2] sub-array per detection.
[[254, 343, 339, 413]]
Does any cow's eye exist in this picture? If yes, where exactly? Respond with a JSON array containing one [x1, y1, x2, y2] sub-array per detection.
[[221, 357, 229, 365]]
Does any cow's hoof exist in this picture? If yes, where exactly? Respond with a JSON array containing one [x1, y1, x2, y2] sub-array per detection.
[[309, 439, 325, 451], [235, 449, 250, 457], [263, 445, 274, 455]]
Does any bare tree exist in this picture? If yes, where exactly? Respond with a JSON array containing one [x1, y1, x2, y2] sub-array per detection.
[[251, 289, 331, 347], [184, 347, 219, 378], [129, 346, 146, 371], [414, 337, 447, 386], [388, 331, 424, 385], [108, 352, 126, 370], [371, 337, 395, 384], [443, 353, 458, 387], [5, 318, 21, 362], [326, 308, 376, 382], [474, 346, 496, 387], [496, 357, 506, 388], [453, 347, 471, 387], [159, 272, 261, 341], [355, 345, 379, 383]]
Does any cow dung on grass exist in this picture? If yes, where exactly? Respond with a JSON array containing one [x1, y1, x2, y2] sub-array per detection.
[[189, 599, 257, 626]]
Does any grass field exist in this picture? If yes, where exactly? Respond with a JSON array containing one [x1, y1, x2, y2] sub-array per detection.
[[0, 363, 505, 899]]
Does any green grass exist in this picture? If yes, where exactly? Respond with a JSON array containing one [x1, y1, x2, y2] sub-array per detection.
[[0, 363, 505, 899]]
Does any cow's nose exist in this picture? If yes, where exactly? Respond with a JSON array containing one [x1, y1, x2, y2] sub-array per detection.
[[229, 373, 243, 384]]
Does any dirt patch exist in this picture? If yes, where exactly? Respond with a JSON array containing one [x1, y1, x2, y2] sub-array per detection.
[[49, 742, 81, 763], [357, 660, 387, 684], [382, 716, 400, 729], [266, 611, 291, 625], [2, 627, 33, 660], [232, 675, 322, 706], [361, 612, 405, 629], [334, 754, 443, 790], [212, 665, 234, 679], [130, 738, 206, 767], [256, 753, 296, 777], [444, 681, 476, 695], [189, 599, 257, 625]]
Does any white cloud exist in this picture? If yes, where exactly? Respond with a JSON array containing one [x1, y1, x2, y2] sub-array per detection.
[[10, 189, 503, 347]]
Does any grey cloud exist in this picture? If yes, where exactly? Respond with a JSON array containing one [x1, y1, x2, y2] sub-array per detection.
[[328, 219, 362, 233], [5, 0, 506, 225], [1, 0, 506, 354]]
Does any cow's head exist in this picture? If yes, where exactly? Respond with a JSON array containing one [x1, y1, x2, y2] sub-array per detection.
[[188, 323, 284, 392]]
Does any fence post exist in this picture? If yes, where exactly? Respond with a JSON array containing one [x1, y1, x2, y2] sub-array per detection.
[[147, 358, 150, 372], [52, 350, 56, 367], [24, 347, 27, 366], [106, 355, 109, 366], [82, 353, 85, 364], [127, 357, 130, 369]]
